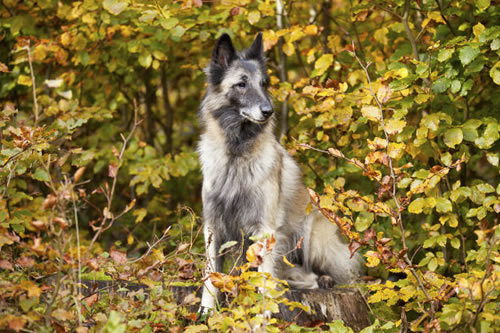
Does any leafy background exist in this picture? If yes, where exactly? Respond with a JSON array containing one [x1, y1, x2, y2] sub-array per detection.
[[0, 0, 499, 332]]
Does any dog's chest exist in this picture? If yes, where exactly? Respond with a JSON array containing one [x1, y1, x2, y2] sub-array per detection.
[[199, 135, 281, 238]]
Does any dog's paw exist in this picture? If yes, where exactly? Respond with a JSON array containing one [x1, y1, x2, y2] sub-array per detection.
[[318, 275, 335, 289]]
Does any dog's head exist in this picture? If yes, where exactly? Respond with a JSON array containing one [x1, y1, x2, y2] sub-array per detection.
[[205, 33, 273, 124]]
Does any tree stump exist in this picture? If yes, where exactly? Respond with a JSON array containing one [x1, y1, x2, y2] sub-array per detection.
[[173, 285, 370, 332], [68, 280, 370, 331], [277, 288, 370, 331]]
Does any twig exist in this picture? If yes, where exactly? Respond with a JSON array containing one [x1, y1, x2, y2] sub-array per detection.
[[25, 42, 39, 126], [376, 4, 402, 20], [129, 226, 171, 263], [276, 0, 289, 139], [470, 235, 496, 327], [402, 0, 420, 60], [434, 0, 457, 36], [86, 101, 140, 255], [71, 180, 82, 326]]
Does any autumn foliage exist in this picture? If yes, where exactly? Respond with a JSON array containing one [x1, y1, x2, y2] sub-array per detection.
[[0, 0, 499, 332]]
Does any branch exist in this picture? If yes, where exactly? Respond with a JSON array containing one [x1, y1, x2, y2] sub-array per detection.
[[470, 235, 496, 327], [402, 0, 420, 60], [276, 0, 289, 139], [24, 42, 39, 126], [350, 46, 435, 316], [86, 101, 141, 255], [434, 0, 457, 36], [129, 226, 171, 263]]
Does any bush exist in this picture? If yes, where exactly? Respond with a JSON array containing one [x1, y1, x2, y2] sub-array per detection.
[[0, 0, 498, 332]]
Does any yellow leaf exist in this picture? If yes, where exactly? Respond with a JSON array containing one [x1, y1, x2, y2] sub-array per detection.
[[246, 242, 263, 266], [247, 10, 261, 25], [282, 256, 295, 267], [312, 54, 333, 77], [415, 94, 432, 104], [304, 25, 318, 35], [365, 251, 380, 267], [427, 11, 445, 24], [386, 119, 406, 135], [263, 30, 278, 51], [282, 41, 295, 56], [60, 32, 72, 47], [376, 85, 392, 103], [127, 233, 134, 245], [396, 67, 409, 78], [361, 105, 381, 121], [33, 44, 47, 62], [17, 74, 32, 86], [289, 28, 305, 43], [388, 142, 406, 159], [20, 280, 41, 297], [473, 22, 485, 41], [374, 27, 389, 44]]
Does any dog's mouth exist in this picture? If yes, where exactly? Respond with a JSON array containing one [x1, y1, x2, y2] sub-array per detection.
[[240, 112, 269, 124]]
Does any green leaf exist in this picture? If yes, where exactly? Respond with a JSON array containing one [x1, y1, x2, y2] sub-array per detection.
[[477, 183, 495, 193], [450, 238, 460, 249], [219, 241, 238, 254], [355, 212, 374, 232], [458, 46, 480, 66], [450, 80, 461, 94], [432, 77, 451, 93], [486, 153, 499, 166], [160, 17, 179, 30], [441, 152, 452, 166], [170, 25, 186, 42], [436, 198, 452, 213], [491, 39, 500, 51], [437, 48, 454, 62], [475, 0, 490, 11], [490, 61, 500, 85], [311, 54, 333, 77], [103, 0, 128, 16], [138, 53, 152, 68], [408, 198, 425, 214], [32, 169, 50, 182], [20, 296, 39, 312], [443, 128, 463, 148]]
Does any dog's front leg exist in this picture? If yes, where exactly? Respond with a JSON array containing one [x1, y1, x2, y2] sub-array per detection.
[[200, 224, 220, 314], [257, 236, 276, 319]]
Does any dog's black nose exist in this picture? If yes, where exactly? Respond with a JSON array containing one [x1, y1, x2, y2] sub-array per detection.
[[260, 104, 273, 118]]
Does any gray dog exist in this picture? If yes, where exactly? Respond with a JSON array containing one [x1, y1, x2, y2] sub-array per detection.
[[197, 32, 363, 311]]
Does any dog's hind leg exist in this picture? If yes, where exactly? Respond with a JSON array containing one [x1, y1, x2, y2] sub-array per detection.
[[200, 224, 221, 313], [308, 211, 364, 285]]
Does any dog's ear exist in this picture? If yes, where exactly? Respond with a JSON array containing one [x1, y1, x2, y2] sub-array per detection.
[[212, 33, 237, 69], [245, 32, 264, 61]]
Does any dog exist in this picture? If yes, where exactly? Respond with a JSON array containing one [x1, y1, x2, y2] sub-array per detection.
[[197, 32, 363, 312]]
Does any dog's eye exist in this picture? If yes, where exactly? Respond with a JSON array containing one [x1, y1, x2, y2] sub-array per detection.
[[236, 82, 246, 88]]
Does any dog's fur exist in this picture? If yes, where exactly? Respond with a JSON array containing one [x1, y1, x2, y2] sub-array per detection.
[[198, 33, 363, 311]]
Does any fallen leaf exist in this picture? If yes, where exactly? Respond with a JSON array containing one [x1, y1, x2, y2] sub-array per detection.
[[110, 249, 127, 265]]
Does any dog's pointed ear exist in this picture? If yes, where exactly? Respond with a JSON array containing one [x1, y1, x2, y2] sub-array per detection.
[[246, 32, 264, 60], [212, 33, 237, 69]]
